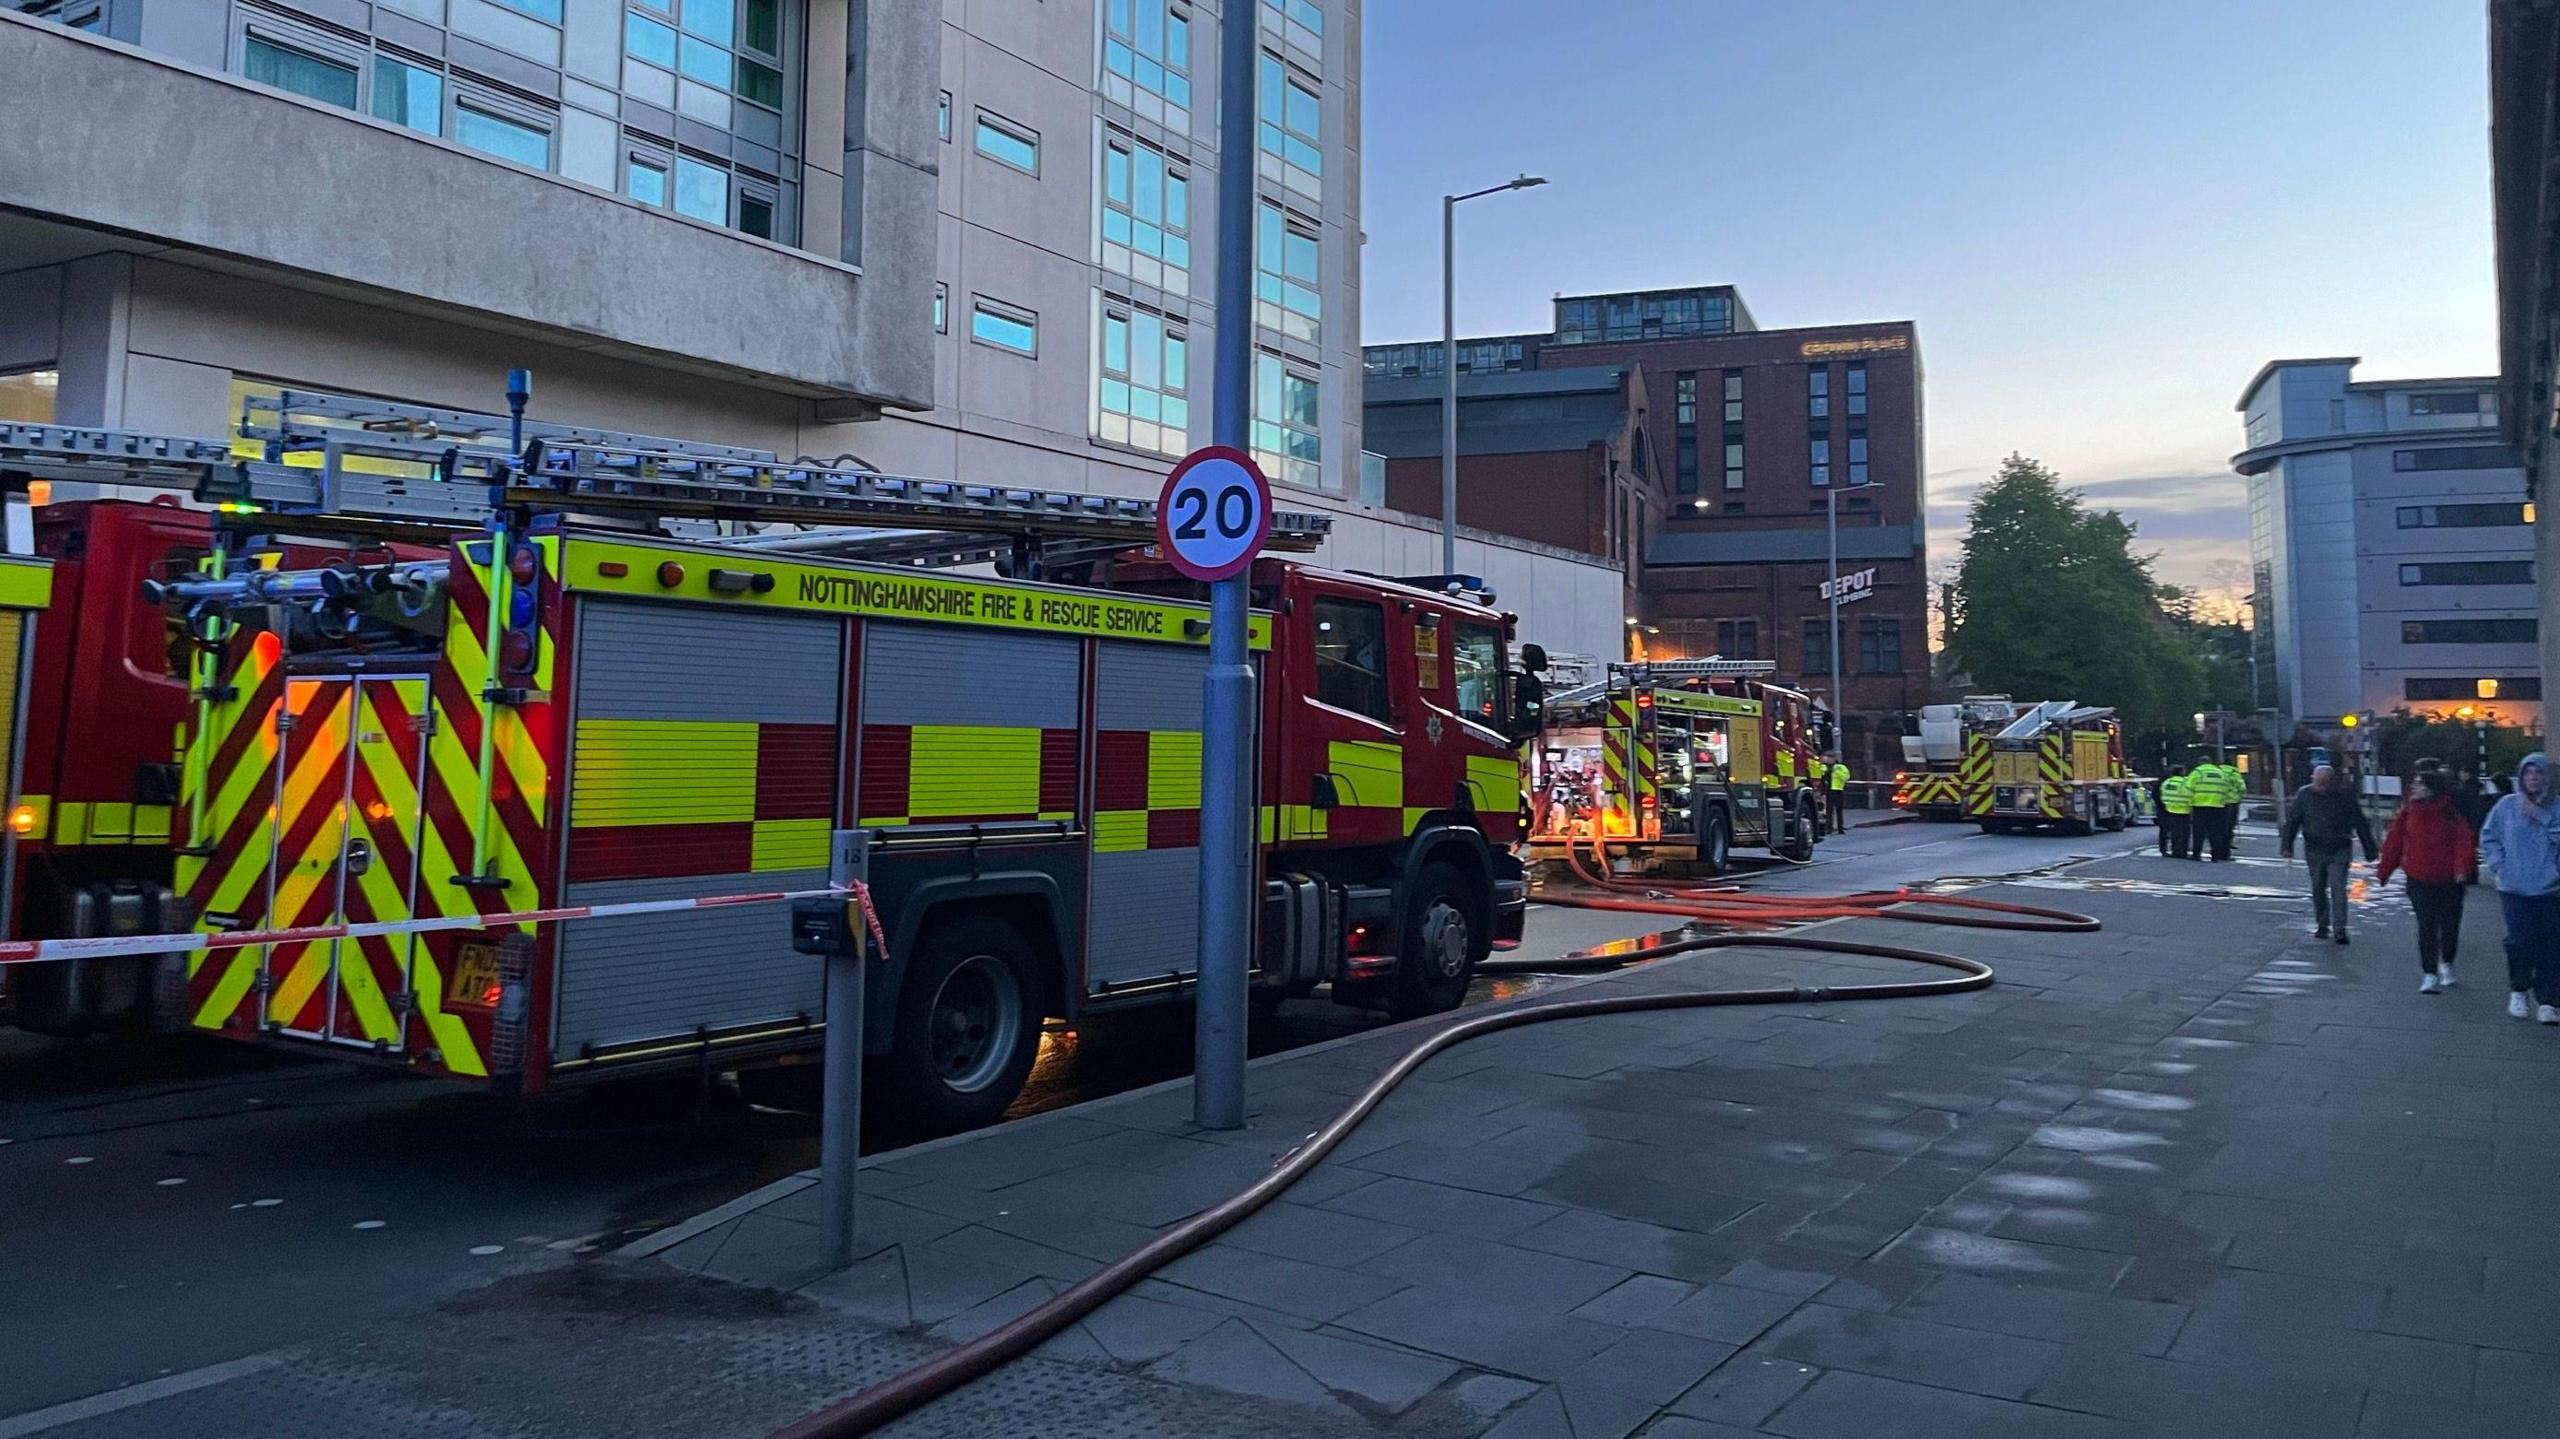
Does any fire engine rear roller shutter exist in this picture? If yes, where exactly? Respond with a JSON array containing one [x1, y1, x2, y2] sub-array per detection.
[[0, 610, 22, 804], [1087, 640, 1215, 992], [554, 598, 841, 1059], [858, 622, 1080, 825]]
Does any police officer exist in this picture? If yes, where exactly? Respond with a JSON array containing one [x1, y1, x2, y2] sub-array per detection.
[[1826, 757, 1850, 836], [2159, 765, 2193, 859], [2185, 761, 2226, 862], [2198, 759, 2241, 862]]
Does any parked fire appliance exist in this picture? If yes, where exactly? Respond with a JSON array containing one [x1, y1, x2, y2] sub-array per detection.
[[1962, 699, 2139, 834], [1530, 658, 1828, 873], [0, 391, 1534, 1139], [1893, 695, 2019, 820]]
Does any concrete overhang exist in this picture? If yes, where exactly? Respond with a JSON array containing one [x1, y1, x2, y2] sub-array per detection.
[[0, 12, 918, 408]]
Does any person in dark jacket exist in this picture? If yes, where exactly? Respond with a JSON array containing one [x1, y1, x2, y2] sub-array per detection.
[[2280, 765, 2378, 944], [2453, 770, 2494, 834], [2375, 768, 2479, 992]]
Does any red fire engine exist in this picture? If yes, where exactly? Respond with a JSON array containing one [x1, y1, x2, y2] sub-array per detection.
[[22, 396, 1531, 1138], [1529, 658, 1828, 872]]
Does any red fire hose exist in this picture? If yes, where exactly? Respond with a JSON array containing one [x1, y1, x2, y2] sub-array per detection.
[[769, 851, 2097, 1437]]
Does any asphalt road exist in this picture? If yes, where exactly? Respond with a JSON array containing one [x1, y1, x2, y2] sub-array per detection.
[[0, 815, 2145, 1418]]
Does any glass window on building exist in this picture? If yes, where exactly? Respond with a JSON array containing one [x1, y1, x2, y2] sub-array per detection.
[[1848, 432, 1868, 486], [1723, 370, 1744, 421], [2399, 562, 2534, 586], [974, 111, 1040, 173], [1255, 201, 1321, 342], [456, 104, 550, 169], [2407, 677, 2542, 701], [372, 56, 443, 135], [1254, 353, 1325, 492], [244, 34, 360, 109], [1096, 300, 1191, 458], [2397, 502, 2530, 528], [1675, 374, 1697, 426], [938, 90, 952, 141], [1858, 616, 1902, 674], [673, 154, 729, 222], [627, 155, 669, 206], [2392, 446, 2519, 472], [1258, 52, 1322, 200], [1103, 0, 1194, 131], [1103, 130, 1193, 294], [1807, 365, 1830, 418], [1809, 436, 1830, 487], [1847, 361, 1868, 416], [1802, 618, 1831, 676], [2409, 391, 2491, 416], [1716, 619, 1759, 661], [971, 299, 1038, 355], [1723, 441, 1744, 491], [2402, 618, 2538, 644], [933, 282, 948, 334]]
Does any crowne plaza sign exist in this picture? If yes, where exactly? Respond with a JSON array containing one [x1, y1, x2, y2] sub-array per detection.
[[1799, 334, 1909, 358]]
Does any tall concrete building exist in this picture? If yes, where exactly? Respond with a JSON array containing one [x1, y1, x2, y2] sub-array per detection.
[[0, 0, 1616, 650], [2233, 359, 2540, 728]]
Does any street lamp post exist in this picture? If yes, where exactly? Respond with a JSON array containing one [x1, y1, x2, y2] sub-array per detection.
[[1440, 175, 1547, 576], [1823, 474, 1873, 759]]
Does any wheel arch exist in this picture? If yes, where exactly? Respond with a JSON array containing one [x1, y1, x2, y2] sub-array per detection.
[[871, 873, 1071, 1052]]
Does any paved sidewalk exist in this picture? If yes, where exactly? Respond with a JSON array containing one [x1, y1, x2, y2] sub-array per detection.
[[32, 851, 2560, 1438]]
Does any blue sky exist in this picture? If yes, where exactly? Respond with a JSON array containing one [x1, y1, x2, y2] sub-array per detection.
[[1358, 0, 2499, 597]]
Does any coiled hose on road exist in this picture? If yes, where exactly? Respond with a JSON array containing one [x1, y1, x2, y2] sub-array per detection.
[[772, 849, 2098, 1438]]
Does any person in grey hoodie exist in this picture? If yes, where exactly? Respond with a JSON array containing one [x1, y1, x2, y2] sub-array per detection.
[[2478, 753, 2560, 1023]]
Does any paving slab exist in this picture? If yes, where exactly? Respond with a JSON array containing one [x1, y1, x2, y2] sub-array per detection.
[[37, 853, 2560, 1437]]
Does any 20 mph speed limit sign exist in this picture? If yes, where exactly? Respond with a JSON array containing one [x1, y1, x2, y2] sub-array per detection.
[[1156, 446, 1273, 582]]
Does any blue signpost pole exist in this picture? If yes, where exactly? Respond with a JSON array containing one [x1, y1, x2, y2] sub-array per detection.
[[1193, 0, 1260, 1130]]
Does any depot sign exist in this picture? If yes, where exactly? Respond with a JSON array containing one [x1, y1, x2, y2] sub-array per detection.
[[1819, 567, 1876, 604]]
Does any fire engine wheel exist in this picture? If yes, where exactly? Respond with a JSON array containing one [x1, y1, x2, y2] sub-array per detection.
[[1391, 863, 1477, 1020], [1780, 801, 1817, 861], [889, 916, 1042, 1138], [1697, 812, 1732, 876]]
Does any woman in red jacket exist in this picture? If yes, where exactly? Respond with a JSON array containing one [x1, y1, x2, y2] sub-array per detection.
[[2376, 767, 2480, 993]]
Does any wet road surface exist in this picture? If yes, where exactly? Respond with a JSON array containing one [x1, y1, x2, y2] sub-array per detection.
[[0, 817, 2153, 1417]]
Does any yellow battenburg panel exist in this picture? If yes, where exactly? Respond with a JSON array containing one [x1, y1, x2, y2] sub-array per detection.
[[908, 725, 1040, 818], [752, 818, 832, 871], [1326, 739, 1404, 810], [1403, 807, 1432, 833], [570, 719, 757, 826], [1465, 754, 1521, 812], [1147, 731, 1203, 810], [1093, 809, 1149, 853]]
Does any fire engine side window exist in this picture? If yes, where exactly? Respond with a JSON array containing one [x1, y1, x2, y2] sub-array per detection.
[[1453, 623, 1501, 724], [1312, 597, 1389, 722], [157, 547, 211, 680]]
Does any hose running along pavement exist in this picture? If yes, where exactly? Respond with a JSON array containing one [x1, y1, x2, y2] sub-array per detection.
[[771, 841, 2097, 1437]]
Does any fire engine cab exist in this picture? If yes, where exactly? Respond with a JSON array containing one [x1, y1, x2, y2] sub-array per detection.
[[1529, 658, 1827, 873], [3, 388, 1534, 1138]]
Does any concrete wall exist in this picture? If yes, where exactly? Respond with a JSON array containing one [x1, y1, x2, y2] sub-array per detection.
[[0, 11, 918, 406]]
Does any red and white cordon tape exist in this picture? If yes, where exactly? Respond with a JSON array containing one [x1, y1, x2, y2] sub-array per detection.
[[0, 881, 889, 968]]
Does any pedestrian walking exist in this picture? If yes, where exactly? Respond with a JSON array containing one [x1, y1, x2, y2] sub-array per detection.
[[2280, 764, 2377, 944], [1825, 757, 1849, 837], [2158, 765, 2193, 859], [2479, 753, 2560, 1024], [2375, 767, 2477, 990], [2453, 769, 2493, 834]]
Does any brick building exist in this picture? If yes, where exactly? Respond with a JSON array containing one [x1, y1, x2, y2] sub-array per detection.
[[1361, 365, 1665, 627], [1362, 286, 1928, 775]]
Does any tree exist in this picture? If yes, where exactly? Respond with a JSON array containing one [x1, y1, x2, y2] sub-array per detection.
[[1944, 454, 2205, 741]]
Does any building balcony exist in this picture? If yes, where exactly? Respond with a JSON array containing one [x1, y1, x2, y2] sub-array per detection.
[[0, 11, 926, 408]]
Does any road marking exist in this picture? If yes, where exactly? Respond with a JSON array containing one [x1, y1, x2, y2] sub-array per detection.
[[468, 1244, 504, 1256], [63, 1157, 92, 1165], [250, 1198, 282, 1208], [352, 1220, 386, 1230], [0, 1354, 282, 1438], [155, 1178, 186, 1187]]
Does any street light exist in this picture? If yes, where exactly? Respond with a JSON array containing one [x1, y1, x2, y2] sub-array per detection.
[[1823, 472, 1876, 759], [1441, 174, 1548, 575]]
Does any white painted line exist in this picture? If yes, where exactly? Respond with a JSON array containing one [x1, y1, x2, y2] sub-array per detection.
[[351, 1220, 386, 1231], [0, 1354, 282, 1438], [62, 1157, 92, 1166], [155, 1178, 186, 1187], [249, 1198, 282, 1208], [468, 1245, 504, 1256]]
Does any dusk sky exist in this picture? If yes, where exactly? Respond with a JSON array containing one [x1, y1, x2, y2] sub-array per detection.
[[1357, 0, 2500, 600]]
